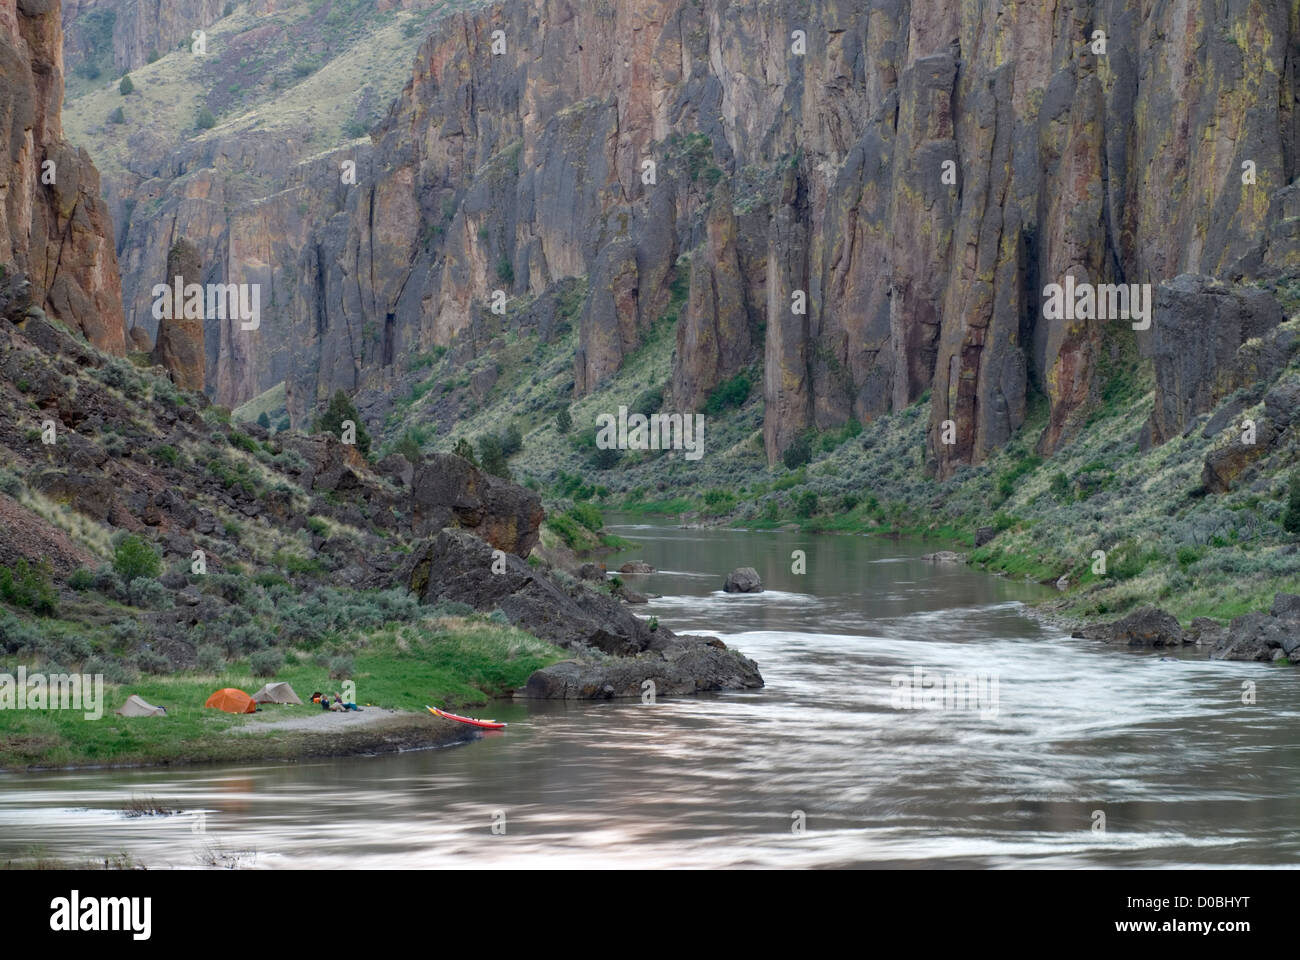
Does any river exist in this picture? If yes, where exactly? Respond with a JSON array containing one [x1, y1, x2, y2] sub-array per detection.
[[1, 519, 1297, 868]]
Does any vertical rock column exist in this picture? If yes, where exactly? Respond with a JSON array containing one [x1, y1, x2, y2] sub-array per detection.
[[152, 238, 206, 393]]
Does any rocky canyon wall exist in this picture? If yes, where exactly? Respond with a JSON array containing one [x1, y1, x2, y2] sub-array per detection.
[[98, 0, 1299, 472], [0, 0, 124, 353]]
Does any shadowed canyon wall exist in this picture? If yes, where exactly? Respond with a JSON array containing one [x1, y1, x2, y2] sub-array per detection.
[[1, 0, 123, 353], [96, 0, 1299, 473]]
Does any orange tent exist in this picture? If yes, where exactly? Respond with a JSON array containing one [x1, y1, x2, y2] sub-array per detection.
[[205, 688, 257, 714]]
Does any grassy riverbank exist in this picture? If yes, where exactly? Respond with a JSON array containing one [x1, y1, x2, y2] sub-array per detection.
[[0, 615, 562, 770]]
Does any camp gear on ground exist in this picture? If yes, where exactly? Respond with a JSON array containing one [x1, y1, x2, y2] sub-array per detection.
[[204, 688, 257, 714]]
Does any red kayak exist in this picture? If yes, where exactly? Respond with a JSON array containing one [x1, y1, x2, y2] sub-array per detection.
[[426, 705, 507, 730]]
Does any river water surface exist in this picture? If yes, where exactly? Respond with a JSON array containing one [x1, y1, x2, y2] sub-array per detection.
[[2, 520, 1298, 868]]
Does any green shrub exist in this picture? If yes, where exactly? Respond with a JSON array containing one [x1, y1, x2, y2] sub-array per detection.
[[1284, 472, 1300, 534], [151, 444, 179, 466], [1050, 471, 1071, 500], [782, 432, 813, 470], [452, 437, 477, 464], [499, 423, 523, 457], [633, 386, 664, 417], [795, 491, 819, 518], [496, 256, 514, 284], [314, 389, 371, 456], [118, 74, 134, 95], [1176, 545, 1201, 569], [705, 371, 752, 414], [568, 503, 603, 532], [134, 649, 171, 675], [195, 106, 216, 129], [328, 655, 354, 680], [997, 454, 1042, 499], [477, 434, 510, 479], [130, 578, 173, 610], [0, 468, 21, 497], [68, 567, 94, 591], [0, 560, 57, 616], [249, 649, 284, 677], [109, 106, 125, 124], [591, 446, 621, 470], [394, 429, 423, 463], [229, 430, 257, 453], [113, 535, 161, 584]]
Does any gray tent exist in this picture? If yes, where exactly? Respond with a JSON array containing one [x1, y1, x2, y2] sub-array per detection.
[[250, 681, 303, 705], [116, 695, 167, 717]]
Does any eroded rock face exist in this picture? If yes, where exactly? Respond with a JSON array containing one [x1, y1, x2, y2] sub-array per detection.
[[1141, 276, 1284, 446], [151, 239, 205, 392], [92, 0, 1300, 473], [0, 0, 124, 354], [672, 182, 754, 413]]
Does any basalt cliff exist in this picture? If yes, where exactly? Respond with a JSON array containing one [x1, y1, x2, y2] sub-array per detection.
[[69, 0, 1300, 478], [1, 0, 123, 354]]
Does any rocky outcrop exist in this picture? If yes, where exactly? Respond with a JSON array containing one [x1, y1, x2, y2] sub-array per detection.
[[0, 0, 124, 354], [523, 639, 763, 699], [404, 528, 655, 654], [408, 453, 542, 556], [1140, 276, 1284, 446], [404, 527, 764, 698], [1201, 375, 1300, 493], [1209, 594, 1300, 662], [151, 238, 205, 391]]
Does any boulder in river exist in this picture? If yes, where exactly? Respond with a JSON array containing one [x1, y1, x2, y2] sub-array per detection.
[[723, 567, 763, 593], [619, 561, 655, 574], [1073, 607, 1187, 647]]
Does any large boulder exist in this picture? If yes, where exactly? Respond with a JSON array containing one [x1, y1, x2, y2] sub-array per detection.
[[409, 453, 543, 556], [284, 433, 369, 494], [522, 638, 763, 699], [723, 567, 763, 593], [1074, 607, 1187, 647]]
